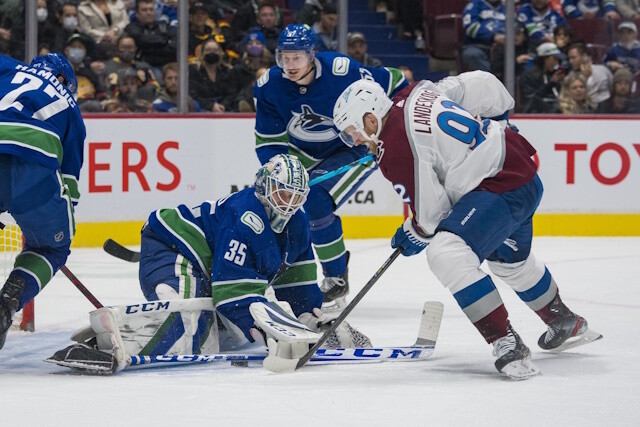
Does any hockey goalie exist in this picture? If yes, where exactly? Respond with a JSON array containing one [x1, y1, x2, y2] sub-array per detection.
[[47, 154, 372, 374]]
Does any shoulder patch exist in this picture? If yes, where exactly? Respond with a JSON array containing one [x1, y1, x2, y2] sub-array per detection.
[[257, 70, 270, 87], [241, 211, 265, 234], [332, 57, 350, 76]]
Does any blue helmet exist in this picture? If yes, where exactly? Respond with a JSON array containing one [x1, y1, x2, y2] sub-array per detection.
[[30, 53, 78, 95], [277, 24, 316, 53]]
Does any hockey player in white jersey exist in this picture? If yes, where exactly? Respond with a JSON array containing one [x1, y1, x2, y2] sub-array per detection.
[[332, 72, 602, 380]]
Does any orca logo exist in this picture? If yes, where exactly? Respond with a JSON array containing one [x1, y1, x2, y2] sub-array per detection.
[[287, 104, 337, 142]]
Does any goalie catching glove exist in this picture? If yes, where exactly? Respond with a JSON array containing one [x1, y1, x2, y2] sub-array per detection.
[[249, 302, 372, 373]]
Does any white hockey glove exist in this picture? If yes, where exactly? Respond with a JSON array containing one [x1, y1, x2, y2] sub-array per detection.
[[391, 217, 433, 257], [249, 301, 321, 373]]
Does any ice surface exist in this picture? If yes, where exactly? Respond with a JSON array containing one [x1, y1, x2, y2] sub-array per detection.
[[1, 238, 639, 426]]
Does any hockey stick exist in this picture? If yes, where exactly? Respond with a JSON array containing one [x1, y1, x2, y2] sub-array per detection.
[[308, 153, 375, 186], [288, 248, 403, 371], [112, 301, 442, 372], [103, 155, 377, 263], [59, 265, 104, 309], [103, 238, 140, 262]]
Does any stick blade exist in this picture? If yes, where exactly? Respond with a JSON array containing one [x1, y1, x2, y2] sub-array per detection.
[[103, 239, 140, 262], [414, 301, 444, 346]]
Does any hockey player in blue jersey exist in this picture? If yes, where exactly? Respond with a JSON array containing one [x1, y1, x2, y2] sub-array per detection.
[[45, 155, 370, 373], [254, 24, 407, 309], [132, 154, 370, 356], [0, 53, 86, 349]]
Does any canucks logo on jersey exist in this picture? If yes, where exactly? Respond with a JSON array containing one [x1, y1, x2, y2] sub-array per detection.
[[287, 104, 337, 142]]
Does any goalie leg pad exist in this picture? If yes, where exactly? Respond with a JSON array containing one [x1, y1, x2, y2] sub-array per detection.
[[89, 298, 219, 370], [45, 343, 118, 375]]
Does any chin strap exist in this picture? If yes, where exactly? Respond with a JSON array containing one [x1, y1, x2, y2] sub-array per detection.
[[292, 64, 316, 83]]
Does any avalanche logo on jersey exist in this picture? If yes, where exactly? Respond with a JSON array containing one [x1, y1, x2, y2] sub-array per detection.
[[287, 104, 337, 142]]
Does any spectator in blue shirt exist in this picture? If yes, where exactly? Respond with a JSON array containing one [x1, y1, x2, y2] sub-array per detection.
[[563, 0, 620, 19], [605, 21, 640, 73], [518, 0, 568, 46], [462, 0, 506, 71]]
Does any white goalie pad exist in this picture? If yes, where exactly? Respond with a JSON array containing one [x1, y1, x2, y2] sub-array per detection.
[[89, 298, 219, 370]]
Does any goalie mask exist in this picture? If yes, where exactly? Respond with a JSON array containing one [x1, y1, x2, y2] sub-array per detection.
[[255, 154, 310, 233], [333, 80, 393, 147]]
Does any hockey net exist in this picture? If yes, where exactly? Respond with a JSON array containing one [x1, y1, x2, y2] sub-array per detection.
[[0, 212, 34, 331]]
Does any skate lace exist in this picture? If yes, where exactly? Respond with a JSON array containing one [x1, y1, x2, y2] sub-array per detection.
[[320, 276, 346, 292], [493, 332, 516, 358]]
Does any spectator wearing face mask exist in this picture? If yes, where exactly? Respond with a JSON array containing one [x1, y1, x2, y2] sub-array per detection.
[[104, 34, 158, 96], [605, 21, 640, 73], [65, 33, 107, 111], [153, 62, 201, 113], [233, 30, 275, 95], [189, 39, 240, 112], [36, 0, 58, 49], [52, 2, 95, 54]]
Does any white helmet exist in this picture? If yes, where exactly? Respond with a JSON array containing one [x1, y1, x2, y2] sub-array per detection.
[[255, 154, 310, 233], [333, 79, 393, 147]]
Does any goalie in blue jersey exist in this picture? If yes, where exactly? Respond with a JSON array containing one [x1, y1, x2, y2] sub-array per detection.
[[46, 155, 371, 373], [253, 24, 408, 310], [0, 53, 86, 349]]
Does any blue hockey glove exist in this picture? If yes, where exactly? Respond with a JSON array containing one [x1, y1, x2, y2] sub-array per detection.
[[391, 217, 433, 256]]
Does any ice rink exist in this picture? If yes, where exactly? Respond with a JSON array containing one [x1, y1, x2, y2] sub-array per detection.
[[1, 237, 639, 426]]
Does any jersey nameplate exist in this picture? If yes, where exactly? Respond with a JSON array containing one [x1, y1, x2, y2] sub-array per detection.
[[241, 211, 265, 234], [332, 57, 350, 76]]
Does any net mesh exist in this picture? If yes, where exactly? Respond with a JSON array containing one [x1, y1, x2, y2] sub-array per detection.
[[0, 212, 34, 331]]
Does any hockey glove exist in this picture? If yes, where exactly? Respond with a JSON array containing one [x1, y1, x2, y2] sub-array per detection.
[[391, 217, 433, 256]]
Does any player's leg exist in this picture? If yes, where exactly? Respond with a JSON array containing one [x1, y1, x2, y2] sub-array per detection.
[[1, 156, 73, 348], [486, 177, 600, 351], [135, 226, 217, 354], [305, 146, 376, 306], [429, 187, 541, 378]]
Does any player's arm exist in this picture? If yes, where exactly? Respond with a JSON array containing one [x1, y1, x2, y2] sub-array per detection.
[[429, 70, 515, 121], [210, 221, 271, 342], [271, 213, 322, 317], [253, 73, 289, 165], [59, 109, 86, 206]]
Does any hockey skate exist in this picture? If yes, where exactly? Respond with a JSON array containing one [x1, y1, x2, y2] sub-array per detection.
[[538, 309, 602, 353], [493, 326, 540, 380], [320, 252, 349, 312], [0, 276, 25, 349]]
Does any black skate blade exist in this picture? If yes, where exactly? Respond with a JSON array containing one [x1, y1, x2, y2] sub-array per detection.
[[549, 328, 603, 354]]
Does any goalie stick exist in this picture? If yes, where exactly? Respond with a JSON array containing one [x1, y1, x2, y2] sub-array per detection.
[[45, 301, 443, 374], [103, 154, 376, 263], [103, 238, 140, 262]]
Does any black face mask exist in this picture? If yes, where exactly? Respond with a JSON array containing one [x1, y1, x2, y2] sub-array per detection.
[[204, 52, 220, 65]]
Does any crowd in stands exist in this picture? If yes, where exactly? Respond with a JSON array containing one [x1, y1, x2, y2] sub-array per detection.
[[1, 0, 639, 114]]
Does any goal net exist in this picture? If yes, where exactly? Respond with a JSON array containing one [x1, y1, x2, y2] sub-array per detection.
[[0, 212, 34, 331]]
